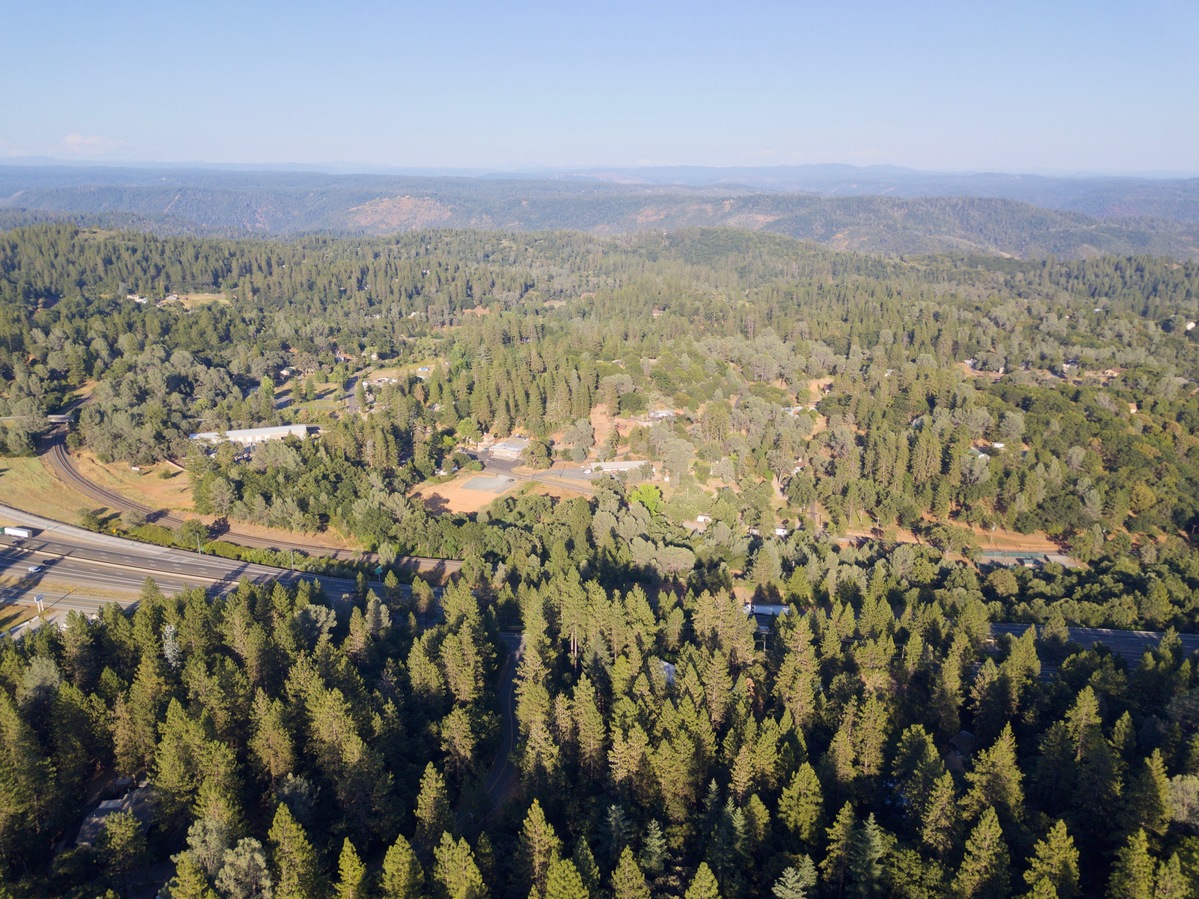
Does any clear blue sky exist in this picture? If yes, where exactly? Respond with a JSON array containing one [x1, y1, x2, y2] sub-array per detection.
[[4, 0, 1196, 174]]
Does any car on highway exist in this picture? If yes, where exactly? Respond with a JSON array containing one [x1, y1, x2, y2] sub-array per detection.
[[27, 565, 43, 574]]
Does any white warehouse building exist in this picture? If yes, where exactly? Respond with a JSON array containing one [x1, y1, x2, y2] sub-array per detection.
[[488, 437, 530, 461], [189, 424, 318, 446]]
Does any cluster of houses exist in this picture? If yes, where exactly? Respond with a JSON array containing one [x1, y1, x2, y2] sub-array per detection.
[[126, 293, 181, 308]]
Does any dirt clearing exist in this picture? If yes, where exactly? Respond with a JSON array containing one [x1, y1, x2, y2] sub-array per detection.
[[412, 472, 521, 514]]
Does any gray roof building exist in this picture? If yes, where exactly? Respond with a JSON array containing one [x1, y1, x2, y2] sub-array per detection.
[[189, 424, 318, 446]]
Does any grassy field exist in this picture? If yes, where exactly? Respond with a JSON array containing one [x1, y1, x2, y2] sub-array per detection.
[[0, 457, 113, 522], [179, 292, 229, 309], [71, 451, 194, 513], [276, 378, 345, 416], [0, 604, 37, 633]]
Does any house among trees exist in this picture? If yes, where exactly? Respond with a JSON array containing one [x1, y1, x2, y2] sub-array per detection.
[[75, 785, 155, 848]]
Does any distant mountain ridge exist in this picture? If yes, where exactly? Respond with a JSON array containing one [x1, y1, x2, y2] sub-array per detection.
[[554, 165, 1199, 223], [1, 164, 1197, 259]]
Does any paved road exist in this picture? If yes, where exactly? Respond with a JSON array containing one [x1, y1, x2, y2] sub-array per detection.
[[991, 622, 1199, 666], [41, 429, 461, 579], [0, 503, 361, 620], [482, 633, 524, 817]]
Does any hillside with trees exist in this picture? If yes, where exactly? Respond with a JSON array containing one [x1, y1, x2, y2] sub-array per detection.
[[2, 166, 1197, 259], [1, 222, 1199, 896]]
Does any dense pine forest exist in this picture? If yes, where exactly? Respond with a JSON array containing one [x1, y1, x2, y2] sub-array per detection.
[[1, 224, 1199, 897]]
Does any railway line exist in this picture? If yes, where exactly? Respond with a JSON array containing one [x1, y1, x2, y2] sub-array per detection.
[[40, 430, 461, 578]]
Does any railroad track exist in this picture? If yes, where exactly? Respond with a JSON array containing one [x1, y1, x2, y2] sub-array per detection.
[[40, 430, 461, 577]]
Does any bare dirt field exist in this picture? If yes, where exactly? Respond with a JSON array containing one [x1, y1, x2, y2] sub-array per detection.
[[213, 518, 359, 551], [411, 472, 521, 514], [524, 481, 590, 502], [590, 403, 619, 452], [965, 526, 1059, 551]]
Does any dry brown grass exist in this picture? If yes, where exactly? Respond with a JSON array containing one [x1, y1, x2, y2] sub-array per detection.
[[0, 604, 38, 632], [179, 292, 229, 309], [72, 451, 195, 513], [807, 378, 833, 400], [590, 404, 619, 454], [842, 521, 1059, 553], [0, 457, 113, 521], [957, 362, 1004, 381]]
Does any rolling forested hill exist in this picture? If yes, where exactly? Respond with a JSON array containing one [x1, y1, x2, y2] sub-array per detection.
[[2, 165, 1197, 259]]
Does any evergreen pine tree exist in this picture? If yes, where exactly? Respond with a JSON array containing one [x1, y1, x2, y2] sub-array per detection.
[[685, 862, 722, 899], [1107, 830, 1155, 899], [1124, 750, 1171, 839], [166, 851, 218, 899], [432, 833, 488, 899], [268, 803, 323, 899], [334, 838, 367, 899], [921, 772, 958, 859], [99, 809, 147, 887], [779, 762, 825, 843], [821, 802, 856, 897], [848, 813, 887, 899], [639, 820, 667, 875], [952, 807, 1009, 899], [544, 858, 588, 899], [572, 838, 602, 896], [1151, 854, 1190, 899], [518, 799, 562, 897], [380, 833, 424, 899], [963, 723, 1024, 830], [772, 867, 810, 899], [1023, 820, 1079, 899], [610, 846, 651, 899], [415, 763, 454, 857]]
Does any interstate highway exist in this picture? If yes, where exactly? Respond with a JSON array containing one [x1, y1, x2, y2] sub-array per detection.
[[1, 503, 360, 618]]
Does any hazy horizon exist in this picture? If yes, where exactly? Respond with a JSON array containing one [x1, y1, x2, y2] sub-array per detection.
[[2, 158, 1196, 182]]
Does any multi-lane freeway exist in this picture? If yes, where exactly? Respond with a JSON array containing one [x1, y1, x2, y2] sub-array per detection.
[[0, 503, 360, 622], [991, 622, 1199, 665]]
